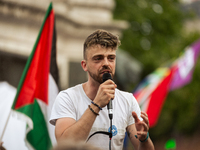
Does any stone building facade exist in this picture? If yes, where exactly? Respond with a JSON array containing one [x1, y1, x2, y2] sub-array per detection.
[[0, 0, 130, 90]]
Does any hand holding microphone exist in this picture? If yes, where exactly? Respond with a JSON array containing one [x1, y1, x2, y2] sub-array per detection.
[[87, 73, 116, 143], [93, 73, 116, 117]]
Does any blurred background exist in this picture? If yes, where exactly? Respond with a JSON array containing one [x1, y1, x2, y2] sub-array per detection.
[[0, 0, 200, 149]]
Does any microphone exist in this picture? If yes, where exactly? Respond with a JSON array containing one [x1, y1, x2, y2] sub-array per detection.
[[102, 73, 113, 120]]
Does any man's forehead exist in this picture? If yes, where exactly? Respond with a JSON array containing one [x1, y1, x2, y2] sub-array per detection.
[[91, 50, 116, 58], [85, 44, 116, 60], [89, 45, 116, 53]]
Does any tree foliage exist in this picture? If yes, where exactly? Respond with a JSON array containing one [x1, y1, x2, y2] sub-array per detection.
[[114, 0, 200, 140]]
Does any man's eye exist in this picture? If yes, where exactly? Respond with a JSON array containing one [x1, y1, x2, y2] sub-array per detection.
[[94, 57, 101, 60], [109, 57, 115, 60], [93, 56, 104, 61]]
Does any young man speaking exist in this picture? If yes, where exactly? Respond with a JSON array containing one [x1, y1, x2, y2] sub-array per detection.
[[50, 29, 155, 150]]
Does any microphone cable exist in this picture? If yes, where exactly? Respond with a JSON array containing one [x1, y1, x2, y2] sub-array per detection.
[[109, 119, 112, 150]]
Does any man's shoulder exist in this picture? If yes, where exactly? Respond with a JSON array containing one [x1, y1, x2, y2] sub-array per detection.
[[115, 88, 132, 96], [60, 84, 82, 94], [115, 88, 137, 102], [56, 84, 84, 102]]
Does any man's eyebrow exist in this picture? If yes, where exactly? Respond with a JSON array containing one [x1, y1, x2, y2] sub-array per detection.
[[108, 54, 116, 57], [92, 55, 104, 58], [92, 54, 116, 58]]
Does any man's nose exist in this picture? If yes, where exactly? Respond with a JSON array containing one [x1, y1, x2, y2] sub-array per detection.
[[102, 58, 109, 66]]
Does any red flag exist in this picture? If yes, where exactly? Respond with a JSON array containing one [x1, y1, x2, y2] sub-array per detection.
[[133, 67, 174, 127], [146, 68, 173, 127]]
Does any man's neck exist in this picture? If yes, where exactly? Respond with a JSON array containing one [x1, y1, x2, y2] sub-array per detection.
[[82, 80, 100, 101]]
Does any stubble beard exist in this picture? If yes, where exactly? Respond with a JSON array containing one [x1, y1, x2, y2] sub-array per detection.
[[88, 70, 103, 84], [88, 69, 114, 84]]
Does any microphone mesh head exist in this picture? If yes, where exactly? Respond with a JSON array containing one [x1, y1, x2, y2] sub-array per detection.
[[102, 73, 112, 82]]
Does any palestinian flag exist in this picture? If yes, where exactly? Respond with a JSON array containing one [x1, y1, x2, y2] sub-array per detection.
[[11, 3, 59, 150]]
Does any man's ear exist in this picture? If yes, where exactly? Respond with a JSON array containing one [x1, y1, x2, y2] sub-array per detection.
[[81, 60, 87, 71]]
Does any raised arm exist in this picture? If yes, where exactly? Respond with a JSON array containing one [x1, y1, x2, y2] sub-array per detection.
[[126, 111, 155, 150]]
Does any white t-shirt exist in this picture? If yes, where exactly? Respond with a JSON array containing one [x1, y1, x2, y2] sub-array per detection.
[[50, 84, 142, 150]]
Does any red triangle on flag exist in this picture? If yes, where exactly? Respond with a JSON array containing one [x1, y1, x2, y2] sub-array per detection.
[[12, 5, 54, 109]]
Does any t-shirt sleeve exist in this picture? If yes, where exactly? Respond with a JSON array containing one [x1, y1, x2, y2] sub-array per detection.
[[128, 94, 143, 126], [49, 91, 76, 126]]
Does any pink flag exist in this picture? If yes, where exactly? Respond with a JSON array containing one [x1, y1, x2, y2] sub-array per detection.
[[170, 39, 200, 90]]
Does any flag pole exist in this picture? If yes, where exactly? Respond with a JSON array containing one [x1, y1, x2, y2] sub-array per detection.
[[0, 109, 12, 144]]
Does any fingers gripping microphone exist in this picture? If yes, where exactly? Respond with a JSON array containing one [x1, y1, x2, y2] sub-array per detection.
[[102, 73, 113, 120]]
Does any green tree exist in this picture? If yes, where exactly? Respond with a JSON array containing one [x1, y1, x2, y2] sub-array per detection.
[[114, 0, 200, 141]]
